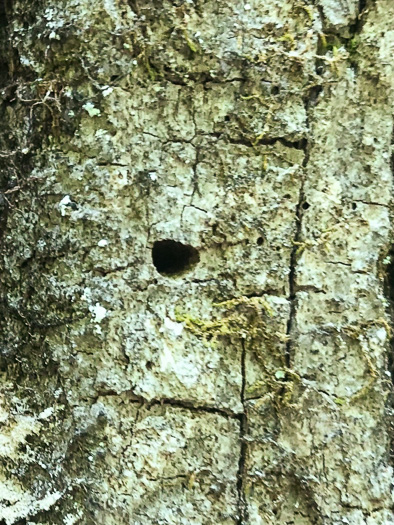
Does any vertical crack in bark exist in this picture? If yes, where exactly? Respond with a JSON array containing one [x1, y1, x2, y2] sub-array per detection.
[[383, 124, 394, 507], [387, 130, 394, 386], [348, 0, 368, 36], [236, 339, 248, 524], [283, 22, 323, 367], [285, 89, 320, 367], [0, 2, 6, 28], [285, 174, 305, 368], [0, 0, 12, 239], [0, 0, 10, 88]]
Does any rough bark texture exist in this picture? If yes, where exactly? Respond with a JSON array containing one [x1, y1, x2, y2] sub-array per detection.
[[0, 0, 393, 523]]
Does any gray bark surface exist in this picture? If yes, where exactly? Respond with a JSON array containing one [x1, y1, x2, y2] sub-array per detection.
[[0, 0, 393, 523]]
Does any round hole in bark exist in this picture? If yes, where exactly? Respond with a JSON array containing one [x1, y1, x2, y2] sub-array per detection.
[[152, 240, 199, 276], [302, 201, 310, 210], [257, 237, 264, 246]]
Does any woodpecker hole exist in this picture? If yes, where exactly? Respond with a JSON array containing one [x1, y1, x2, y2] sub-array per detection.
[[152, 240, 199, 276]]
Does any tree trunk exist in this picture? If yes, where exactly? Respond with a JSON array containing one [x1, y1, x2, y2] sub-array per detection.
[[0, 0, 393, 523]]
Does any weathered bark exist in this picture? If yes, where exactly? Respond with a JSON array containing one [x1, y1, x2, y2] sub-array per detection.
[[0, 0, 393, 523]]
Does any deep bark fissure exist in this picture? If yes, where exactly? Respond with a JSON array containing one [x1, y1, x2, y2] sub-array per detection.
[[384, 127, 394, 390], [108, 393, 244, 419], [314, 0, 371, 74], [285, 189, 304, 367], [0, 0, 11, 31], [387, 133, 394, 386], [236, 339, 248, 525], [284, 149, 308, 368], [226, 136, 307, 151], [284, 84, 321, 369]]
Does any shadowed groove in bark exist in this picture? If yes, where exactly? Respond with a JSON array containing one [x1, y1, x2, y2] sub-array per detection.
[[0, 0, 10, 91], [381, 124, 394, 480], [347, 0, 368, 37], [285, 176, 305, 368], [387, 131, 394, 385], [125, 394, 243, 419], [314, 0, 371, 73], [0, 0, 12, 239], [314, 0, 368, 34], [236, 339, 248, 524], [284, 88, 321, 368], [0, 2, 6, 28]]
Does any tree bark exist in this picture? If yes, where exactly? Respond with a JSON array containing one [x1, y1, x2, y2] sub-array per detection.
[[0, 0, 393, 523]]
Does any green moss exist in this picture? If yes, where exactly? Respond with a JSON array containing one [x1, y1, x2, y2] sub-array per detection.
[[318, 33, 342, 54], [278, 33, 296, 50], [247, 367, 302, 408], [175, 295, 298, 405], [347, 36, 360, 56], [175, 295, 275, 344], [182, 29, 200, 54]]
